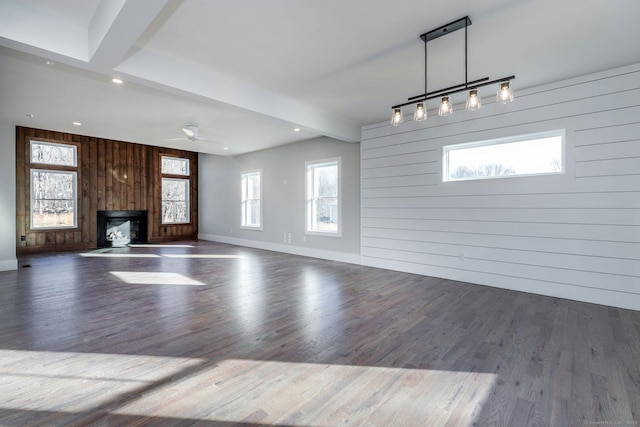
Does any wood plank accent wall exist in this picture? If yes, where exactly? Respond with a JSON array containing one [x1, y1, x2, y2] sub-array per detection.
[[15, 127, 198, 253], [360, 63, 640, 311]]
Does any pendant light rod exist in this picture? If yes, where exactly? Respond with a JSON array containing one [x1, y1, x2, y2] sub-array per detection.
[[424, 28, 428, 97], [464, 16, 468, 87], [392, 75, 515, 110]]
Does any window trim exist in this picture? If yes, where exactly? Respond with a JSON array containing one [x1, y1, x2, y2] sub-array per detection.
[[305, 157, 341, 237], [30, 169, 78, 230], [160, 154, 191, 225], [443, 129, 565, 182], [28, 139, 79, 231], [161, 177, 190, 225], [240, 169, 263, 230], [30, 140, 78, 167], [161, 155, 189, 176]]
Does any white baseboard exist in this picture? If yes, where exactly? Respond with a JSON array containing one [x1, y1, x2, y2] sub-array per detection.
[[198, 234, 362, 265], [0, 258, 17, 271]]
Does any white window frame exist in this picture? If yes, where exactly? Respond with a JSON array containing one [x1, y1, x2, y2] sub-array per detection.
[[30, 140, 77, 167], [241, 169, 263, 230], [305, 157, 341, 237], [161, 155, 189, 176], [161, 177, 190, 225], [443, 129, 565, 182], [30, 169, 78, 229]]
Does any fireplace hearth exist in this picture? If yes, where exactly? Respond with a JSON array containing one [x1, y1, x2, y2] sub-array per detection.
[[97, 210, 148, 248]]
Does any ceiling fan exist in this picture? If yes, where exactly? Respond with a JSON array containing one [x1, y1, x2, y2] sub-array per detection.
[[181, 124, 203, 141], [170, 124, 218, 143]]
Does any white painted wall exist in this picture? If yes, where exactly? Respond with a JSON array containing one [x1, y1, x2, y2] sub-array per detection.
[[199, 136, 361, 264], [361, 63, 640, 311], [0, 120, 17, 271]]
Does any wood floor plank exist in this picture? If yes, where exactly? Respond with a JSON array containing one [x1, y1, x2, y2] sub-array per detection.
[[0, 240, 639, 426]]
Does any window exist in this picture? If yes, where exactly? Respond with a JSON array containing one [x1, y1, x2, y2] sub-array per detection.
[[241, 170, 262, 229], [31, 141, 77, 166], [443, 130, 564, 182], [29, 141, 78, 229], [161, 156, 189, 176], [161, 156, 190, 224], [306, 158, 340, 235]]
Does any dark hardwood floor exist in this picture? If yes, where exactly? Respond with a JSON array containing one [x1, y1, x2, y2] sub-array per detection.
[[0, 241, 638, 426]]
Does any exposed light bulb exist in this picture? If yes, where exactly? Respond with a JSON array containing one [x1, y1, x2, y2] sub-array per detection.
[[465, 89, 481, 111], [413, 102, 427, 121], [438, 96, 453, 116], [496, 81, 514, 104], [390, 108, 404, 126]]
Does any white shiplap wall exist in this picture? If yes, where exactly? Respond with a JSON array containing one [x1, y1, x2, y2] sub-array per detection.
[[361, 63, 640, 311]]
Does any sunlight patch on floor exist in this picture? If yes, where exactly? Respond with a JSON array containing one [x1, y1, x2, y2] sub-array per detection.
[[112, 359, 497, 426], [128, 244, 194, 248], [162, 254, 243, 259], [0, 350, 205, 413], [79, 253, 161, 258], [110, 271, 206, 286]]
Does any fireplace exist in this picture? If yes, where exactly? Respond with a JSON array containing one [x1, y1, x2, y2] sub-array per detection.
[[97, 210, 148, 248]]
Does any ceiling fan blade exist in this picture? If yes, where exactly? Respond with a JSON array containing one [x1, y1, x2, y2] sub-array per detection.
[[195, 137, 222, 143]]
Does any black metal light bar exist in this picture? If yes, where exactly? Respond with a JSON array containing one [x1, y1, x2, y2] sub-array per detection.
[[406, 77, 489, 102], [392, 75, 516, 110]]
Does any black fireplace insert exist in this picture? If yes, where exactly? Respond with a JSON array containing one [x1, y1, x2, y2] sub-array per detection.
[[97, 210, 148, 248]]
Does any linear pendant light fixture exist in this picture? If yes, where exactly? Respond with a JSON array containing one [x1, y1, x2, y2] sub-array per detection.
[[391, 16, 515, 126]]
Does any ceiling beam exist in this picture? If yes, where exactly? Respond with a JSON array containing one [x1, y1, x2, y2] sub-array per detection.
[[88, 0, 170, 70], [116, 49, 361, 142]]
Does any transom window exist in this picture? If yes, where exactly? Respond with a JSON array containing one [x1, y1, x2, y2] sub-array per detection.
[[443, 130, 564, 182], [29, 140, 78, 229], [241, 170, 262, 229], [306, 158, 340, 236], [31, 141, 77, 166], [161, 156, 189, 176], [161, 156, 190, 224]]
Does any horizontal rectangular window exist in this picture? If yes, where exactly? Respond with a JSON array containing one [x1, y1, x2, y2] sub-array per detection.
[[30, 141, 77, 166], [443, 130, 564, 182], [31, 169, 77, 229], [161, 156, 189, 176]]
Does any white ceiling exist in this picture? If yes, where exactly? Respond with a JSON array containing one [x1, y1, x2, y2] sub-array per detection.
[[1, 0, 639, 155]]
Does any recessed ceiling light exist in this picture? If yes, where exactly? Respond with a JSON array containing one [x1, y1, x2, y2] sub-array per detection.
[[294, 128, 300, 132], [25, 113, 34, 118], [45, 60, 54, 65], [223, 147, 229, 150], [111, 78, 123, 84], [72, 121, 82, 126]]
